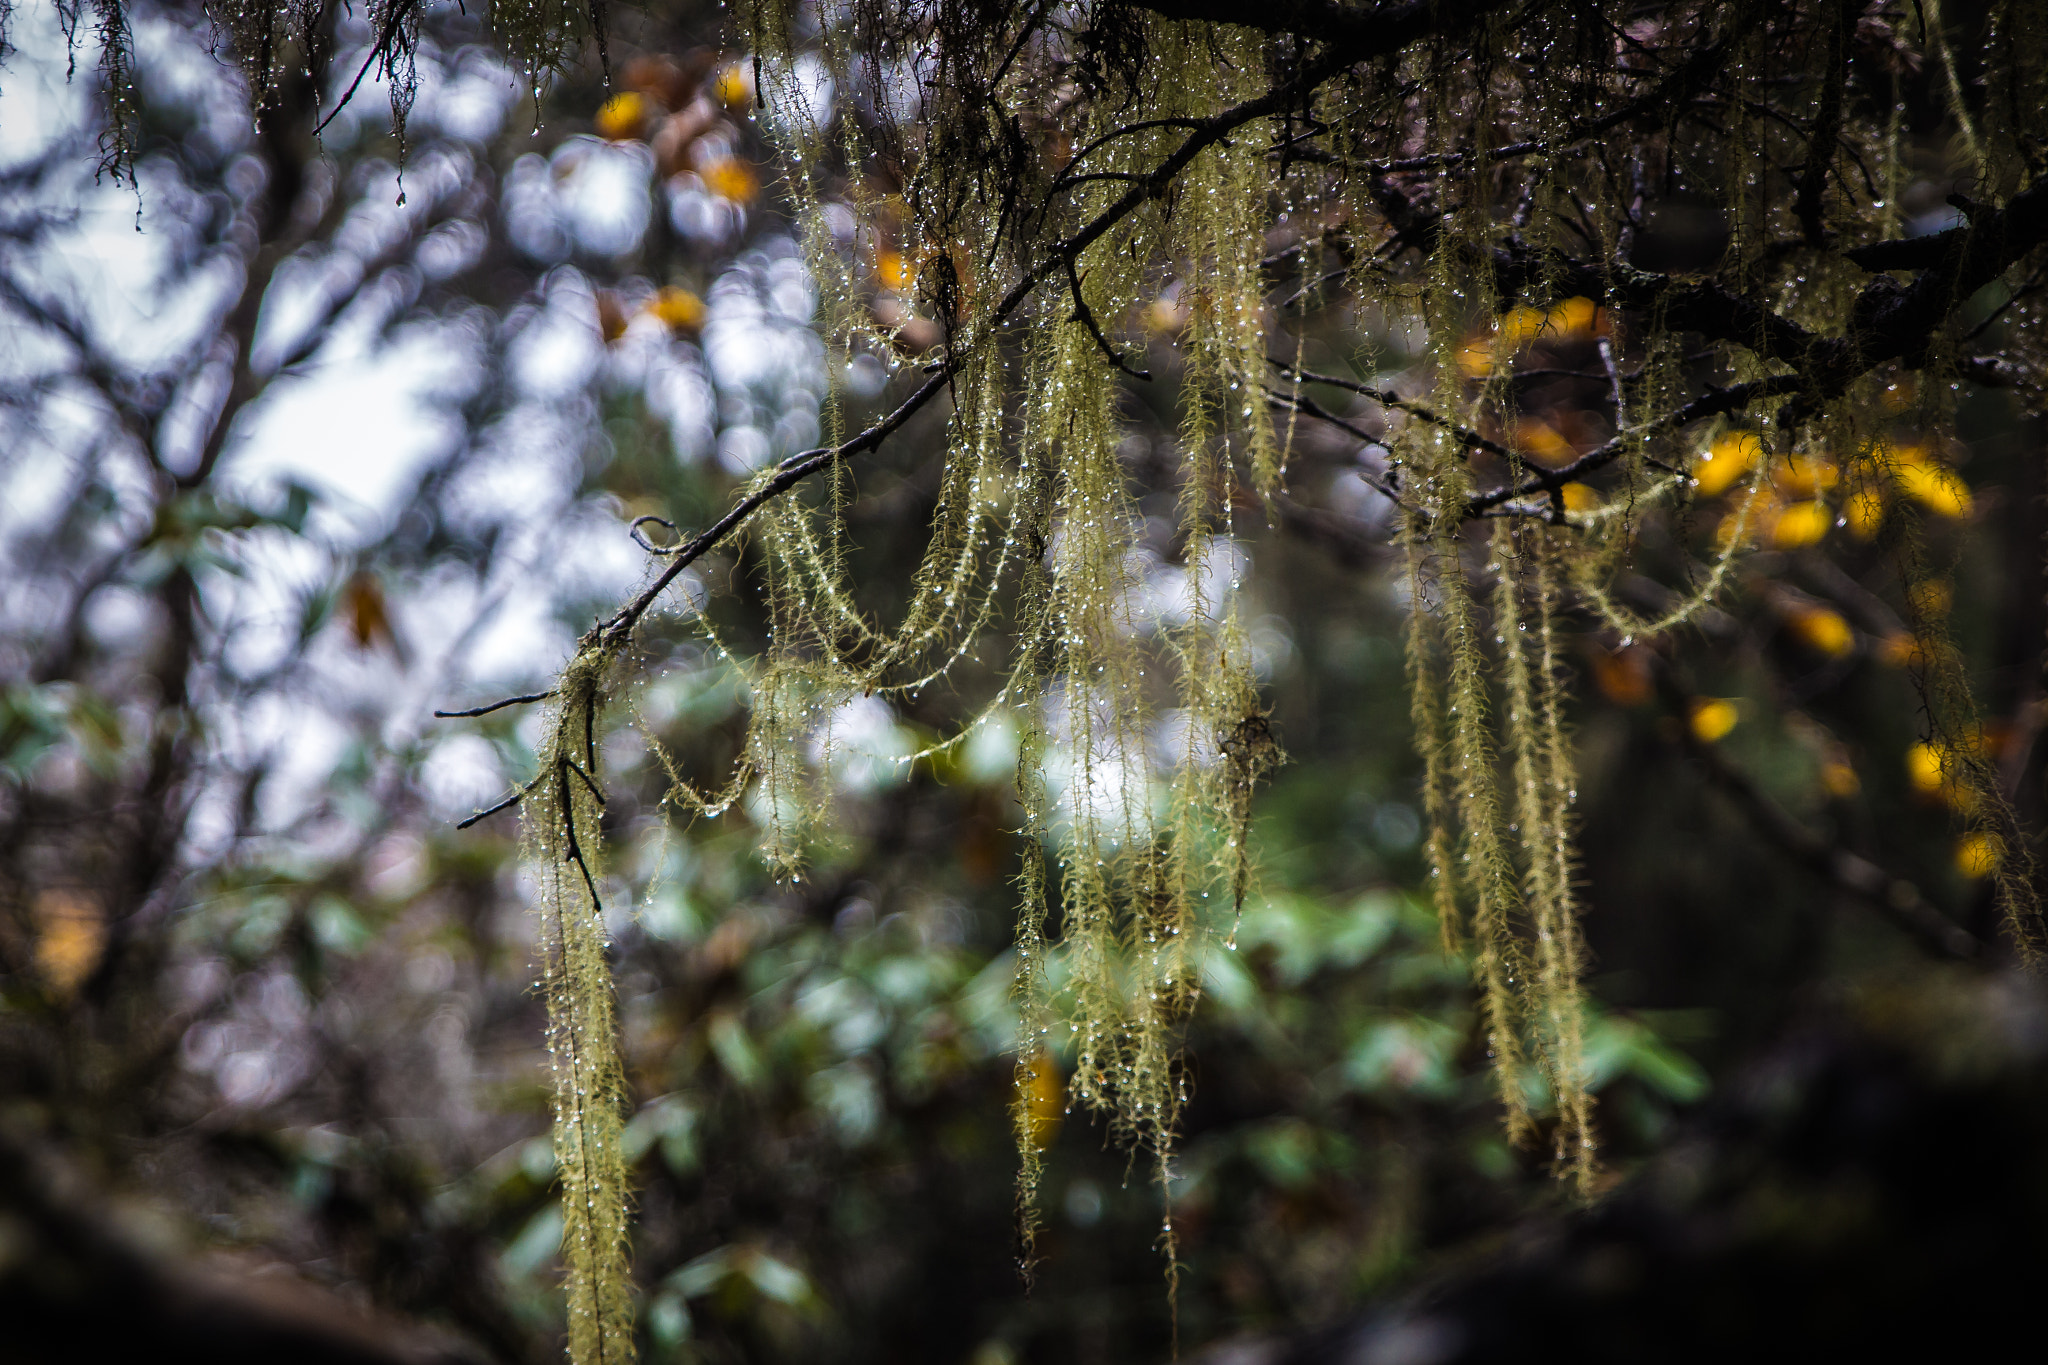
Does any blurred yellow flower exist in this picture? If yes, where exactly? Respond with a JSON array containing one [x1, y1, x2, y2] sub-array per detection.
[[1690, 698, 1739, 743], [594, 90, 651, 142], [1693, 430, 1760, 495]]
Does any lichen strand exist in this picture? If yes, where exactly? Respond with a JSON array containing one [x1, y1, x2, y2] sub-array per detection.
[[1410, 238, 1536, 1144], [199, 0, 599, 158], [52, 0, 141, 183], [1163, 19, 1282, 498], [491, 0, 608, 100], [1409, 464, 1535, 1145], [522, 642, 635, 1365], [1493, 523, 1595, 1190], [156, 0, 2048, 1347]]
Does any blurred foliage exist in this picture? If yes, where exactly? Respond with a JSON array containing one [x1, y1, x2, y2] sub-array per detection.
[[2, 3, 2046, 1364]]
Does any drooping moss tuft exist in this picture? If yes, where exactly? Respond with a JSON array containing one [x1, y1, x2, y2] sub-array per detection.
[[153, 0, 2048, 1345], [523, 640, 635, 1365]]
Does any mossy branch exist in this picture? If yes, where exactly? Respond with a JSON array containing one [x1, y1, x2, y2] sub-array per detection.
[[523, 643, 634, 1365]]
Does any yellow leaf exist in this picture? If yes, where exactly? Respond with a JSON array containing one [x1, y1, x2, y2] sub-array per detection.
[[646, 286, 706, 333], [1878, 633, 1926, 669], [1513, 419, 1577, 468], [1906, 741, 1945, 795], [1017, 1049, 1064, 1151], [1906, 740, 1980, 812], [1908, 578, 1952, 619], [1772, 455, 1839, 498], [1956, 831, 2003, 879], [1588, 646, 1652, 707], [1142, 292, 1189, 336], [1694, 430, 1760, 496], [1546, 295, 1602, 339], [1497, 304, 1551, 346], [1785, 604, 1853, 657], [1455, 335, 1494, 379], [1768, 500, 1831, 548], [34, 889, 104, 999], [1844, 486, 1884, 539], [343, 573, 395, 652], [1895, 455, 1973, 518], [594, 91, 650, 142], [875, 249, 913, 292], [1820, 759, 1860, 798], [712, 63, 754, 110], [596, 291, 629, 343], [701, 158, 759, 204], [1690, 698, 1739, 743], [1560, 482, 1601, 512]]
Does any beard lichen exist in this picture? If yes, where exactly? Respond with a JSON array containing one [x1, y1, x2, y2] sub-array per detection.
[[99, 0, 2048, 1355], [551, 0, 2048, 1348], [523, 639, 636, 1365]]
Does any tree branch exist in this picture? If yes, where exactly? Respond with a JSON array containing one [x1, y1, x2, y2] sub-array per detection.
[[1272, 362, 1515, 461], [1122, 0, 1508, 54], [1658, 675, 1983, 962], [565, 8, 1514, 653], [1466, 377, 1800, 516]]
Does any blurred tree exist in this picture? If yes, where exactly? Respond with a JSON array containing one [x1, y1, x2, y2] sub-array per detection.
[[6, 2, 2048, 1364]]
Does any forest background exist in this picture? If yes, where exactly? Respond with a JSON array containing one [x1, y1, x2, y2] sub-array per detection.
[[3, 1, 2046, 1362]]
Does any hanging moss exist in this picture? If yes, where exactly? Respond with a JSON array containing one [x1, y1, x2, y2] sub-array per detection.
[[140, 0, 2048, 1351], [522, 641, 636, 1365], [1493, 522, 1595, 1190]]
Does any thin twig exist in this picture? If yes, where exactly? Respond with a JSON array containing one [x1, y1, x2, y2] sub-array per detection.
[[1270, 362, 1514, 461], [1056, 116, 1211, 180], [565, 759, 607, 806], [1067, 255, 1152, 381], [315, 0, 420, 138], [1659, 673, 1982, 962], [457, 772, 545, 830], [1467, 376, 1799, 515], [1261, 394, 1406, 506], [578, 13, 1472, 651], [631, 515, 684, 554], [558, 763, 606, 912], [436, 691, 555, 718]]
